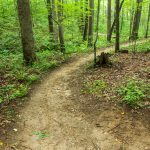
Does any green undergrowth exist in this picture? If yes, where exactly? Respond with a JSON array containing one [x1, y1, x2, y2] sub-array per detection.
[[0, 39, 149, 106], [83, 40, 150, 108], [122, 40, 150, 53], [82, 79, 107, 97], [0, 50, 67, 105], [118, 78, 150, 107], [0, 36, 114, 106]]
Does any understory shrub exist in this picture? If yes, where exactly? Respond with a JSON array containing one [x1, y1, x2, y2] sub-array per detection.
[[118, 79, 150, 107]]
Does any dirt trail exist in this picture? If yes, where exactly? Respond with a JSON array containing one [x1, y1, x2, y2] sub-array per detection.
[[3, 40, 150, 150]]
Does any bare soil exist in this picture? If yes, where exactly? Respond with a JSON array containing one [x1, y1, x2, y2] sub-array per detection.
[[1, 41, 150, 150]]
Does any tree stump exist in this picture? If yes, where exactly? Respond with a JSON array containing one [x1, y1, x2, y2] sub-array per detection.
[[96, 52, 111, 67]]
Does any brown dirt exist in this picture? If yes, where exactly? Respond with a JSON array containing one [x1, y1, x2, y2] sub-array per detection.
[[69, 52, 150, 150], [1, 40, 150, 150]]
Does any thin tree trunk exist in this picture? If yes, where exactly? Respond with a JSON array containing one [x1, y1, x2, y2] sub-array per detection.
[[88, 0, 94, 47], [129, 2, 135, 38], [52, 0, 59, 42], [145, 4, 150, 38], [79, 0, 84, 34], [83, 0, 89, 41], [58, 0, 65, 53], [113, 7, 116, 33], [47, 0, 54, 41], [115, 0, 120, 52], [109, 0, 124, 41], [17, 0, 36, 64], [130, 0, 143, 40], [94, 0, 100, 66], [107, 0, 111, 42], [120, 8, 124, 32]]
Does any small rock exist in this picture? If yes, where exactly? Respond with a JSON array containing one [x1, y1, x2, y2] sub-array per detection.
[[13, 128, 18, 132]]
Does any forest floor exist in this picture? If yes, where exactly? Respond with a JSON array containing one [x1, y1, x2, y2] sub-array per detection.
[[1, 40, 150, 150]]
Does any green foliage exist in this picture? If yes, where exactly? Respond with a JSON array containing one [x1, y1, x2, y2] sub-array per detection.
[[118, 79, 149, 107], [0, 84, 15, 101], [65, 40, 88, 54], [9, 84, 28, 100], [0, 0, 149, 53], [0, 84, 28, 103], [0, 50, 65, 104], [32, 131, 49, 139], [82, 80, 107, 96], [27, 74, 40, 84], [14, 70, 28, 81], [123, 41, 150, 53], [32, 50, 64, 71]]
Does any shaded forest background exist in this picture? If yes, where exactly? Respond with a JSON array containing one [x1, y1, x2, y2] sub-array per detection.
[[0, 0, 149, 53]]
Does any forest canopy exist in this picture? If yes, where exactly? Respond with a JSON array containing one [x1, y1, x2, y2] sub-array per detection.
[[0, 0, 149, 55]]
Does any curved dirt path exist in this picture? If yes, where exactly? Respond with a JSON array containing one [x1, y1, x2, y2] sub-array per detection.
[[4, 40, 150, 150]]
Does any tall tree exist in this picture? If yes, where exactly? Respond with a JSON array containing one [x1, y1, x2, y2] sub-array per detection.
[[145, 3, 150, 38], [52, 0, 59, 42], [83, 0, 89, 41], [94, 0, 100, 66], [130, 0, 143, 40], [129, 2, 135, 38], [115, 0, 120, 52], [17, 0, 36, 64], [88, 0, 94, 47], [120, 8, 124, 32], [107, 0, 112, 42], [79, 0, 84, 34], [47, 0, 54, 41], [58, 0, 65, 53], [109, 0, 124, 42]]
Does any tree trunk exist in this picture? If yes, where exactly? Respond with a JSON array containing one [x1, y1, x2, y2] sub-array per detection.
[[52, 0, 59, 42], [94, 0, 100, 66], [88, 0, 94, 47], [107, 0, 111, 42], [115, 0, 120, 52], [58, 0, 65, 53], [17, 0, 36, 64], [79, 0, 84, 34], [83, 0, 89, 41], [109, 0, 124, 41], [145, 4, 150, 38], [47, 0, 54, 41], [113, 8, 116, 33], [129, 2, 135, 38], [130, 0, 143, 40], [120, 8, 124, 32]]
